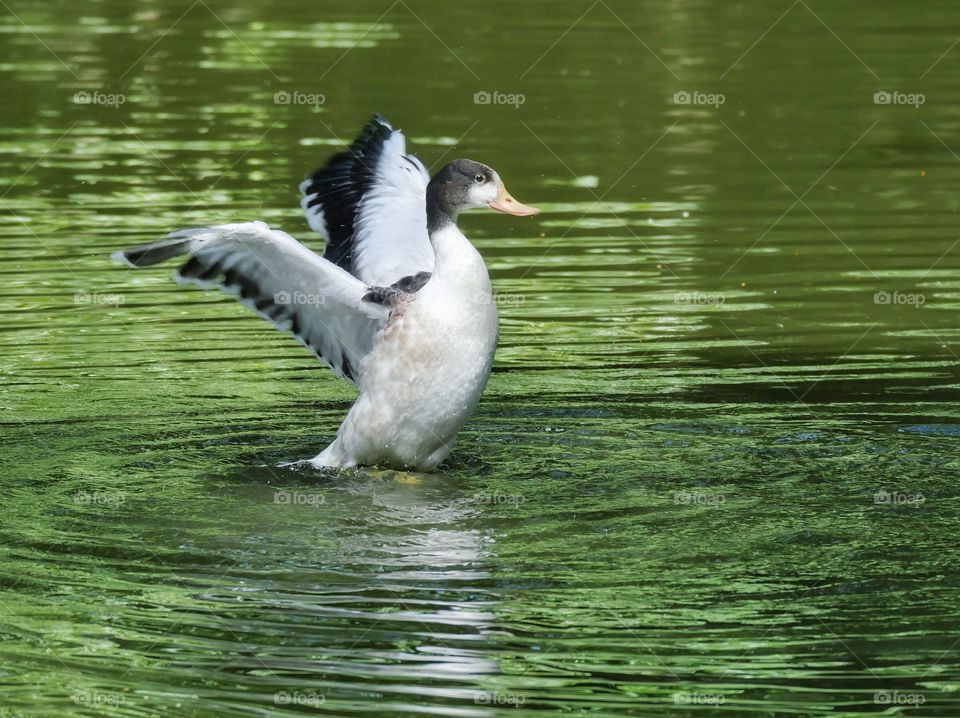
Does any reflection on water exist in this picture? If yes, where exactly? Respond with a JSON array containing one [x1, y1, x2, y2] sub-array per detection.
[[2, 0, 960, 715]]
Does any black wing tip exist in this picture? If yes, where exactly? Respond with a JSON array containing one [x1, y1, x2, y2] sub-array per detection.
[[111, 238, 190, 268], [301, 114, 401, 272], [305, 114, 396, 180], [369, 113, 393, 131], [345, 114, 395, 166]]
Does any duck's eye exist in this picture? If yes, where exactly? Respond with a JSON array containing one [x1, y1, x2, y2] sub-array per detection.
[[473, 173, 485, 183]]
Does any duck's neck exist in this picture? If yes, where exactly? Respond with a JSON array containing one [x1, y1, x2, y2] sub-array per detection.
[[426, 178, 458, 235], [425, 189, 489, 289]]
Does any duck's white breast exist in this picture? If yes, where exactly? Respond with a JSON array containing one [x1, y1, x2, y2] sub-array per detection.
[[337, 231, 500, 467]]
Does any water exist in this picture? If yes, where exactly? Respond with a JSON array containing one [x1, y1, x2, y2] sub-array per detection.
[[2, 0, 959, 715]]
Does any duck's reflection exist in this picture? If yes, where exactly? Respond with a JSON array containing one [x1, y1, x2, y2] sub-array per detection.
[[208, 465, 502, 684]]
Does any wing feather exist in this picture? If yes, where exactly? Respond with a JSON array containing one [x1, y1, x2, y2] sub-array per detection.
[[113, 221, 388, 384], [300, 115, 434, 287]]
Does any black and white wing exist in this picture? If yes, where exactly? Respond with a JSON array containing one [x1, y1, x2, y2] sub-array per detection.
[[112, 221, 389, 384], [300, 115, 435, 288]]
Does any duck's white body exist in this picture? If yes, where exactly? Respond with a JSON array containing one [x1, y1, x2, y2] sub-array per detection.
[[113, 116, 536, 471], [314, 225, 499, 471]]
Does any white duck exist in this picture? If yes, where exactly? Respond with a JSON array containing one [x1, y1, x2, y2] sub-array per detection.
[[113, 115, 539, 471]]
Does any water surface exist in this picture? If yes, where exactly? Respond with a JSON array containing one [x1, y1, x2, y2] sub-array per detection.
[[1, 0, 959, 715]]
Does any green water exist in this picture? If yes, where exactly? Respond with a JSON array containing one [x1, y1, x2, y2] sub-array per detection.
[[2, 0, 960, 715]]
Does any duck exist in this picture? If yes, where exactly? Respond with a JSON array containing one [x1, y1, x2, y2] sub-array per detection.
[[113, 115, 539, 472]]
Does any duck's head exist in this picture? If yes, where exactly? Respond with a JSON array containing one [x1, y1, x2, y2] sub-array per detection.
[[426, 159, 539, 230]]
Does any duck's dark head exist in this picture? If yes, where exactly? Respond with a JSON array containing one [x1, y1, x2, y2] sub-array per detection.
[[426, 159, 539, 232]]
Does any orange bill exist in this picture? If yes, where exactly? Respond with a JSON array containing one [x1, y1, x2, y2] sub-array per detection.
[[488, 182, 540, 216]]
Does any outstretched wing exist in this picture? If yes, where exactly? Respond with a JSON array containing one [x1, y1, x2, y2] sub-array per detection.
[[300, 115, 434, 287], [112, 221, 389, 384]]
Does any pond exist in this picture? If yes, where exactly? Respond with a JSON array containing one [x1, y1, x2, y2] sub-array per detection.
[[1, 0, 959, 715]]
